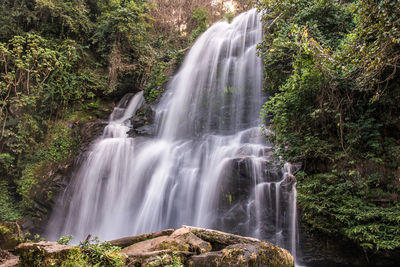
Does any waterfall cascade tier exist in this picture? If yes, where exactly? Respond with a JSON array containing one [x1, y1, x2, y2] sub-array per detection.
[[46, 8, 299, 261]]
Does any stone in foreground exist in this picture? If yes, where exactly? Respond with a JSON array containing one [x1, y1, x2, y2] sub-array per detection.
[[15, 241, 74, 266], [7, 226, 294, 266], [119, 226, 294, 267]]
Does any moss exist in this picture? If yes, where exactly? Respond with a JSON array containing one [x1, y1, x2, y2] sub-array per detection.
[[154, 241, 189, 253], [0, 222, 23, 250], [19, 247, 46, 267], [147, 253, 184, 267]]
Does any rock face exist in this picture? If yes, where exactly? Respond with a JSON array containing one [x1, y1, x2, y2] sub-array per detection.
[[118, 226, 294, 267]]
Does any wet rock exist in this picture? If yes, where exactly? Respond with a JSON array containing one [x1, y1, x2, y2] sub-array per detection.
[[78, 120, 108, 149], [128, 103, 156, 137], [213, 157, 268, 234], [0, 222, 23, 250], [133, 124, 156, 137]]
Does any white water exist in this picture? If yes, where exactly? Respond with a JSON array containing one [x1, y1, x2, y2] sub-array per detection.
[[47, 8, 299, 260]]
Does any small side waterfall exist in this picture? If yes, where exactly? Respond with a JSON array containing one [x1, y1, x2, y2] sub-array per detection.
[[46, 8, 300, 261]]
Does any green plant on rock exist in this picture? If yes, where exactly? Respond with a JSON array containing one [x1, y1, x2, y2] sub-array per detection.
[[79, 236, 124, 267], [143, 62, 168, 103], [148, 253, 184, 267], [57, 235, 73, 245], [191, 8, 209, 41]]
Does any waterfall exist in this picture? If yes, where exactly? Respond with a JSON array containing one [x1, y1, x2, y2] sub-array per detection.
[[46, 8, 299, 260]]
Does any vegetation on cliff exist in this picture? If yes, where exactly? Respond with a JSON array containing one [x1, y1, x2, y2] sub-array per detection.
[[257, 0, 400, 255]]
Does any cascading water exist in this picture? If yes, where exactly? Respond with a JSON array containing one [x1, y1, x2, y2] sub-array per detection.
[[47, 8, 300, 261]]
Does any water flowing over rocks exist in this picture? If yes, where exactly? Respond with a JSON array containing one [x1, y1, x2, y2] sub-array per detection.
[[45, 8, 300, 264], [128, 103, 156, 137]]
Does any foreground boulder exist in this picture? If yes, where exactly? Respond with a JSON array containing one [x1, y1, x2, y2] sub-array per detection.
[[15, 241, 75, 266], [117, 226, 294, 267], [8, 226, 293, 266]]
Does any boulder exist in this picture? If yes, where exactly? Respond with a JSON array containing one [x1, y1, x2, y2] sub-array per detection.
[[15, 241, 74, 266], [119, 226, 293, 267], [184, 226, 293, 267], [188, 242, 294, 267], [121, 227, 212, 266]]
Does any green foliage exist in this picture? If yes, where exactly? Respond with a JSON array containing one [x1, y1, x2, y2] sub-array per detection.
[[224, 12, 235, 23], [0, 181, 22, 221], [257, 0, 400, 253], [20, 236, 124, 266], [57, 235, 73, 245], [16, 120, 80, 211], [79, 237, 124, 267], [92, 0, 151, 62], [192, 8, 210, 41], [0, 153, 14, 174], [297, 172, 400, 251], [60, 247, 88, 267], [34, 0, 93, 39], [143, 62, 168, 103]]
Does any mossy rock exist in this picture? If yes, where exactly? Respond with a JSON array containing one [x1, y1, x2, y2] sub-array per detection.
[[188, 242, 294, 267], [0, 222, 23, 250], [16, 241, 74, 266], [120, 226, 293, 267]]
